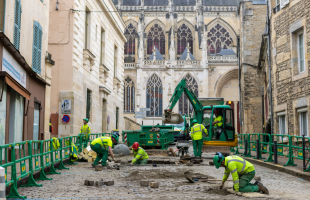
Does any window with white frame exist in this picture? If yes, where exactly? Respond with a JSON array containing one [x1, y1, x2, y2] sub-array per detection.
[[277, 111, 286, 135], [297, 107, 308, 136], [297, 32, 305, 73]]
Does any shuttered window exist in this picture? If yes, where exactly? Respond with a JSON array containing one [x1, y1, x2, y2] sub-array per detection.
[[32, 21, 43, 74], [13, 0, 21, 50], [86, 90, 91, 120]]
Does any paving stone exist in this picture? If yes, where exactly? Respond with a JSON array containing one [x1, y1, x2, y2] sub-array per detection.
[[140, 180, 149, 187], [105, 180, 114, 186], [84, 180, 89, 185], [150, 182, 159, 188], [95, 165, 103, 171], [98, 181, 105, 186], [88, 180, 94, 186], [186, 162, 194, 166]]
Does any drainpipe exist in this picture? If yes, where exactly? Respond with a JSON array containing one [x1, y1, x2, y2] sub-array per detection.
[[266, 0, 273, 135], [238, 36, 242, 133], [3, 0, 6, 33]]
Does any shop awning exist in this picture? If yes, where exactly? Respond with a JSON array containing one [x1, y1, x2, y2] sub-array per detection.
[[0, 72, 30, 100]]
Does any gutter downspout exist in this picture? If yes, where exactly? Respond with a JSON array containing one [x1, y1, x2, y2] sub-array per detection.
[[238, 36, 241, 133], [266, 0, 273, 135], [3, 0, 6, 33]]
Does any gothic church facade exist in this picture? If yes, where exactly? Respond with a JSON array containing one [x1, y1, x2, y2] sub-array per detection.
[[117, 0, 242, 130]]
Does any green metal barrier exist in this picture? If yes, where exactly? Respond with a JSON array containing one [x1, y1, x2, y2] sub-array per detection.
[[290, 135, 309, 171], [258, 133, 273, 162], [55, 138, 69, 170], [32, 140, 51, 181], [233, 134, 247, 155], [247, 134, 264, 159], [272, 134, 295, 166]]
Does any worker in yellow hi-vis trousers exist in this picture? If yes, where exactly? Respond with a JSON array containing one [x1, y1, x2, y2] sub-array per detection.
[[190, 119, 208, 157]]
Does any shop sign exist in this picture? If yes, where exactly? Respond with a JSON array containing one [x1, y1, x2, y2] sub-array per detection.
[[2, 48, 26, 88]]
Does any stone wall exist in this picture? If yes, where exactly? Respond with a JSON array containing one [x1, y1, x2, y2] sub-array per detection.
[[239, 1, 267, 133], [271, 0, 310, 136], [124, 116, 141, 131]]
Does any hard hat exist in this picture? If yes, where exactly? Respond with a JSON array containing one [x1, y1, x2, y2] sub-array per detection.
[[192, 119, 198, 124], [132, 142, 139, 149], [213, 153, 225, 169], [112, 133, 119, 142], [83, 118, 89, 123]]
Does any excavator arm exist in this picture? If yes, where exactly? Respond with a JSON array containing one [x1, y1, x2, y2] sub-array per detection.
[[163, 79, 203, 124]]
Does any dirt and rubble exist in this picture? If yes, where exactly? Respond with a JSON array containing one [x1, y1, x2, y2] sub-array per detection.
[[16, 152, 310, 200]]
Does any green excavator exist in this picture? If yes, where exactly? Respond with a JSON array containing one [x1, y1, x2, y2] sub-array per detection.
[[163, 79, 238, 147]]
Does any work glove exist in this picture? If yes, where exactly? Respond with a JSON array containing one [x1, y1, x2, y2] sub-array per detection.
[[234, 191, 242, 196], [219, 181, 225, 189]]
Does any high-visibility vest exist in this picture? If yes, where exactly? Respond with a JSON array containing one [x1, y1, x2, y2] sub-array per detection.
[[70, 143, 78, 161], [223, 156, 255, 191], [91, 137, 113, 149], [214, 116, 223, 127], [49, 137, 60, 150], [132, 147, 149, 164], [190, 124, 208, 140], [80, 124, 90, 138]]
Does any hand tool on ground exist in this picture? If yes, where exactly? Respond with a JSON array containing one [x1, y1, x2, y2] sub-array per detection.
[[175, 141, 192, 153]]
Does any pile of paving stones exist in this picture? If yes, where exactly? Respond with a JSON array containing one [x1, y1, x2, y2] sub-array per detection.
[[84, 179, 114, 187]]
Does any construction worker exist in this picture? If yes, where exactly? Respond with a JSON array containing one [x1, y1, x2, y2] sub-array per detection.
[[131, 142, 149, 165], [90, 135, 118, 167], [65, 140, 78, 162], [212, 109, 223, 127], [49, 119, 53, 135], [79, 118, 91, 148], [213, 153, 269, 195], [190, 119, 208, 157]]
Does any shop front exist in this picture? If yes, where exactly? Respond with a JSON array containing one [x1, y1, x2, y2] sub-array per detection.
[[0, 32, 48, 145]]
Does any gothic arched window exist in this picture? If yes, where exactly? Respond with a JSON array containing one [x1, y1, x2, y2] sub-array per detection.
[[147, 24, 165, 55], [207, 23, 233, 54], [177, 24, 193, 55], [179, 75, 198, 115], [146, 74, 163, 117], [124, 23, 136, 62], [124, 77, 135, 112]]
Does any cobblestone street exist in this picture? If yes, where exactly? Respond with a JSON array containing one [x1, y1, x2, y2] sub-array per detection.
[[17, 155, 310, 200]]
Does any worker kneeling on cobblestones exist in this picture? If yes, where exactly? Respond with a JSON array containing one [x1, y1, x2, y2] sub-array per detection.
[[131, 142, 148, 165], [91, 135, 117, 167], [213, 153, 269, 195]]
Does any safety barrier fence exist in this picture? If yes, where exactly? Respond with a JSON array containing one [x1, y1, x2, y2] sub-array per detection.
[[231, 133, 310, 172], [0, 133, 104, 199]]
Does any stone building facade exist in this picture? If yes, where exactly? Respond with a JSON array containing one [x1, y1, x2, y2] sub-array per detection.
[[258, 0, 310, 137], [48, 0, 126, 137], [239, 1, 267, 134], [0, 0, 53, 143], [117, 0, 241, 131]]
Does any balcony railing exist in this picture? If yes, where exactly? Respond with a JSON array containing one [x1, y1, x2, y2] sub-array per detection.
[[124, 63, 136, 68], [273, 4, 280, 14]]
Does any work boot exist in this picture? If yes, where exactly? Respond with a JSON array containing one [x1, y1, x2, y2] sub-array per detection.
[[256, 182, 269, 194]]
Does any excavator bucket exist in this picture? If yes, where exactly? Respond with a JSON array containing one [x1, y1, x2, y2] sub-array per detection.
[[163, 110, 184, 124]]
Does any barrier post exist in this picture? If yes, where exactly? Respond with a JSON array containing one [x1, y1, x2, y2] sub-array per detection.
[[274, 141, 277, 164], [244, 139, 248, 156], [302, 135, 306, 171], [256, 139, 260, 159], [284, 136, 296, 166], [67, 137, 78, 165], [264, 134, 274, 162]]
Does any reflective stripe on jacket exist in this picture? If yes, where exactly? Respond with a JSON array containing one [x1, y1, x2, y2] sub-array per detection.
[[132, 147, 149, 164], [80, 124, 91, 138], [214, 116, 223, 127], [91, 137, 113, 149], [190, 123, 208, 140], [223, 156, 255, 191]]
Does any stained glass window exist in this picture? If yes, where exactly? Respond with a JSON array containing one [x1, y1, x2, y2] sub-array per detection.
[[147, 24, 165, 55], [177, 24, 193, 55], [146, 74, 163, 117], [124, 77, 135, 113], [124, 23, 136, 62], [179, 74, 198, 115], [207, 24, 233, 54]]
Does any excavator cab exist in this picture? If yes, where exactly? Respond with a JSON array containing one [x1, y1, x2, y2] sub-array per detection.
[[202, 106, 237, 146]]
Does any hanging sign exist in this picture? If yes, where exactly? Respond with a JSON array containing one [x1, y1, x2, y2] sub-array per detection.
[[62, 115, 70, 123]]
